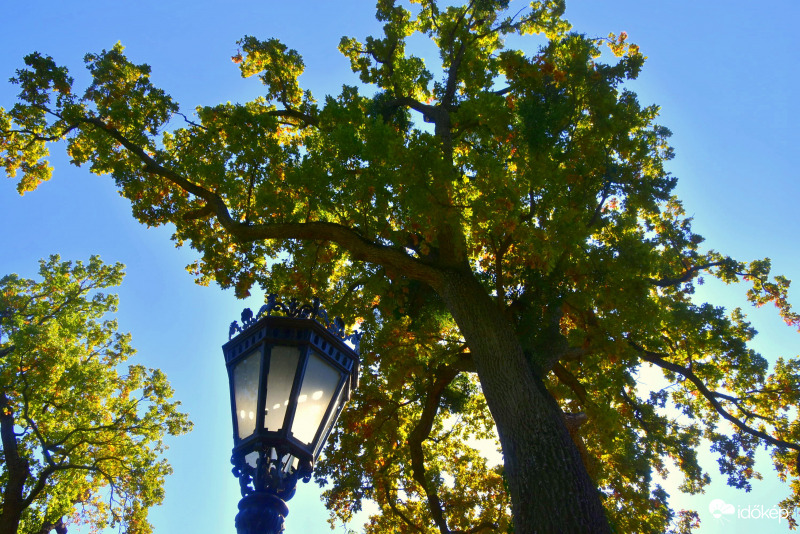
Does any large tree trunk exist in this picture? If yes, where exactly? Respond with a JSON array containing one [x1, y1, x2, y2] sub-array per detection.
[[0, 393, 28, 534], [434, 269, 610, 533]]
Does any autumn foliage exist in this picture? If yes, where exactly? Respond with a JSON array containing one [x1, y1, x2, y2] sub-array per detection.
[[2, 1, 799, 532]]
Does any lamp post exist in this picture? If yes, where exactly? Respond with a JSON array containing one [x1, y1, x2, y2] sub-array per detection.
[[222, 295, 361, 534]]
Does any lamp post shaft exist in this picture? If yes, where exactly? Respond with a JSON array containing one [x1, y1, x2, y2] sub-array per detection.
[[235, 492, 289, 534]]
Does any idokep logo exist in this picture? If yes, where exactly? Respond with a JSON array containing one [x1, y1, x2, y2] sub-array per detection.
[[709, 499, 735, 521], [708, 498, 795, 524]]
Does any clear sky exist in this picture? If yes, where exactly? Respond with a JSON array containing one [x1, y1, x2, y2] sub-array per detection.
[[1, 1, 798, 533]]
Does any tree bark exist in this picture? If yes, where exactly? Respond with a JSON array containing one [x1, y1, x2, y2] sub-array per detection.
[[0, 393, 28, 534], [432, 269, 610, 534]]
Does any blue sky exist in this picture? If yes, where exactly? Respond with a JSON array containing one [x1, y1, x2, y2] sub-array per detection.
[[1, 1, 798, 532]]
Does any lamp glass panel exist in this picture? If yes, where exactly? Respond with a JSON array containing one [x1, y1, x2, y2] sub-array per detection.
[[264, 345, 301, 432], [233, 351, 261, 439], [292, 351, 342, 445], [244, 451, 259, 468], [315, 385, 346, 456]]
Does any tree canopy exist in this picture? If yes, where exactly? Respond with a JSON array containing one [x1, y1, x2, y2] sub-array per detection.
[[2, 0, 799, 532], [0, 256, 191, 534]]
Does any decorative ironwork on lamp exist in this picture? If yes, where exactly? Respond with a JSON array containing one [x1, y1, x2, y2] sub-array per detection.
[[222, 295, 361, 534]]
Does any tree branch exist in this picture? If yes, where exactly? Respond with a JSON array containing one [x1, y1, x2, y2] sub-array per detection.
[[710, 391, 771, 423], [632, 343, 800, 452], [383, 485, 424, 533], [619, 388, 650, 433], [0, 392, 30, 533], [387, 96, 442, 123], [266, 108, 318, 127], [34, 516, 67, 534], [551, 362, 587, 405], [78, 116, 442, 285], [408, 364, 462, 534], [443, 38, 468, 108], [647, 261, 725, 287]]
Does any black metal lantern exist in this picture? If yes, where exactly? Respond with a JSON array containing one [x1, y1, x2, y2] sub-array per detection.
[[222, 295, 360, 534]]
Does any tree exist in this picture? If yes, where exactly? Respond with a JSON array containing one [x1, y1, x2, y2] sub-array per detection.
[[1, 0, 799, 531], [0, 256, 191, 534]]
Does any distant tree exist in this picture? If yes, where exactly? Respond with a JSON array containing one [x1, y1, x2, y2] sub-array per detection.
[[0, 256, 191, 534], [2, 1, 799, 532]]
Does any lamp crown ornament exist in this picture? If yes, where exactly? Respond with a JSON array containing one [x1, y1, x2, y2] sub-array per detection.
[[229, 294, 362, 352], [222, 293, 360, 534]]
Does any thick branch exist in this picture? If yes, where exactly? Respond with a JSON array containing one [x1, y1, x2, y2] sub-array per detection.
[[35, 517, 67, 534], [181, 204, 214, 221], [388, 96, 443, 123], [551, 362, 587, 405], [562, 412, 588, 434], [79, 116, 442, 285], [633, 344, 800, 452], [443, 39, 468, 108], [266, 108, 318, 127]]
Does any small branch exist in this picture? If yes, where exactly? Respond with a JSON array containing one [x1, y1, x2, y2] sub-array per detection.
[[647, 261, 725, 287], [2, 124, 78, 142], [331, 278, 368, 311], [710, 391, 771, 422], [490, 236, 507, 312], [22, 461, 117, 510], [588, 186, 610, 228], [23, 414, 55, 467], [175, 112, 206, 130], [619, 389, 650, 433], [383, 485, 424, 533], [408, 365, 462, 534]]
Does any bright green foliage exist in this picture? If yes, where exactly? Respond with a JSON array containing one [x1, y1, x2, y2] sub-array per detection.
[[2, 1, 800, 532], [0, 256, 191, 534]]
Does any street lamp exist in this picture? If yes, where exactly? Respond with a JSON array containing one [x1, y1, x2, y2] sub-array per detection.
[[222, 295, 361, 534]]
